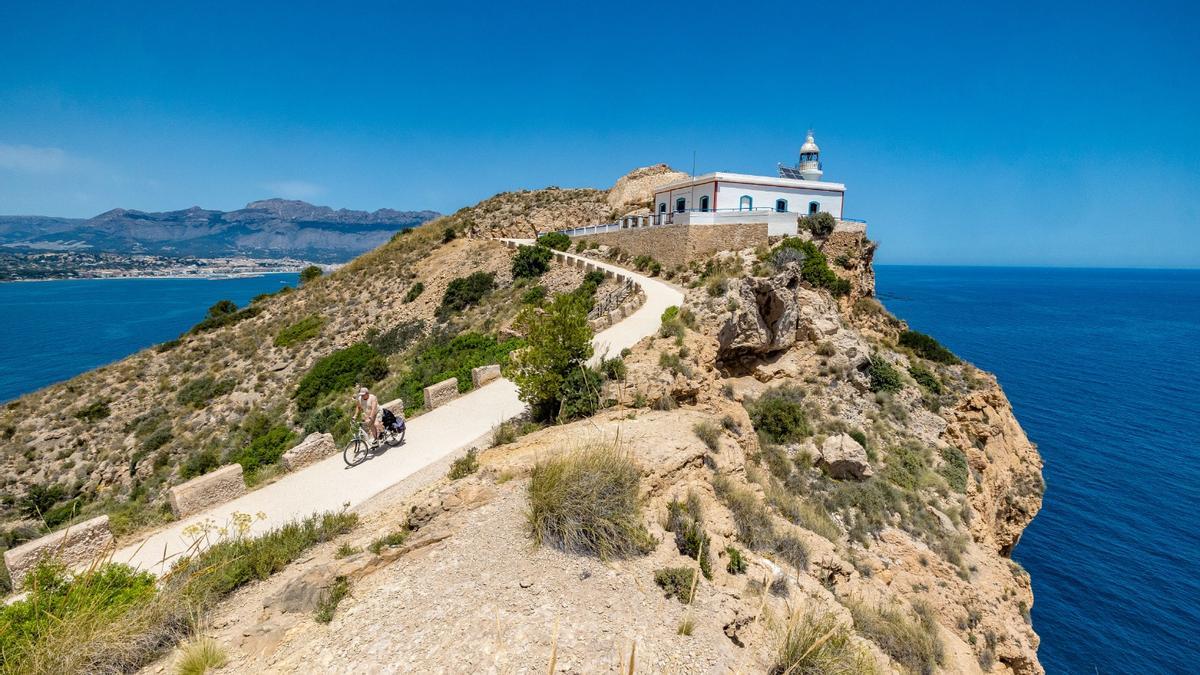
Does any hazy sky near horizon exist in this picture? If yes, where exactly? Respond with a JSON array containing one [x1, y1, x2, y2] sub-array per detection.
[[1, 1, 1197, 267]]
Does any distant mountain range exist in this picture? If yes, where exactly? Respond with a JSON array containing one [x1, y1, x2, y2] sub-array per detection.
[[0, 199, 440, 262]]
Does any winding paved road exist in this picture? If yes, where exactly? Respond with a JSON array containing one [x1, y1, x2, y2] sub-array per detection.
[[110, 242, 683, 575]]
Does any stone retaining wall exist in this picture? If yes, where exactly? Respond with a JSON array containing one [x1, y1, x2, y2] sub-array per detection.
[[571, 221, 769, 269], [4, 515, 113, 593], [424, 377, 459, 409], [282, 432, 337, 471], [471, 364, 502, 388], [167, 464, 246, 517]]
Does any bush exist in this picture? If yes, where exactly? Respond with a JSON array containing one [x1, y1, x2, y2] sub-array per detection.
[[73, 399, 111, 423], [899, 330, 960, 364], [584, 269, 606, 286], [293, 343, 388, 412], [938, 447, 969, 492], [866, 356, 903, 393], [175, 637, 228, 675], [366, 319, 426, 355], [526, 445, 652, 559], [666, 495, 713, 579], [368, 530, 408, 554], [599, 355, 626, 381], [188, 300, 260, 334], [693, 421, 720, 452], [403, 281, 425, 303], [302, 405, 346, 436], [230, 424, 296, 476], [180, 449, 220, 479], [797, 211, 837, 237], [389, 332, 523, 415], [557, 366, 602, 421], [511, 245, 553, 279], [726, 546, 748, 574], [882, 444, 930, 491], [521, 285, 547, 305], [846, 598, 944, 674], [773, 532, 809, 571], [537, 232, 571, 251], [176, 376, 236, 408], [776, 238, 851, 296], [509, 293, 595, 421], [299, 265, 323, 284], [448, 448, 479, 480], [439, 271, 497, 316], [442, 226, 457, 243], [653, 567, 696, 603], [140, 426, 173, 453], [713, 475, 776, 550], [313, 576, 350, 624], [908, 363, 943, 394], [274, 314, 325, 348], [746, 386, 811, 443], [771, 608, 878, 675]]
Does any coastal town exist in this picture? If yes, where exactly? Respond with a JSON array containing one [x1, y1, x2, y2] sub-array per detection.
[[0, 250, 315, 281]]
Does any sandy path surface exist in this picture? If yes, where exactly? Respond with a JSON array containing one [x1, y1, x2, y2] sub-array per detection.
[[110, 242, 683, 575]]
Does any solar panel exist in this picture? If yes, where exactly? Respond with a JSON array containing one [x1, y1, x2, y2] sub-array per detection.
[[778, 164, 805, 180]]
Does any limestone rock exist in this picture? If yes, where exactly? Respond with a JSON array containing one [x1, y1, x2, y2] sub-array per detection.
[[817, 433, 873, 480], [606, 164, 688, 215]]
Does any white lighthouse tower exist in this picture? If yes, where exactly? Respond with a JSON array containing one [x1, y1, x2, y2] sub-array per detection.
[[798, 130, 823, 181]]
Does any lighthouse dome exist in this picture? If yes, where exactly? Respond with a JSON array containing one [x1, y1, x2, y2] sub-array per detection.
[[800, 131, 820, 155]]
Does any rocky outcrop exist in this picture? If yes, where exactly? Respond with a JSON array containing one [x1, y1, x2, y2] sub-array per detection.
[[606, 164, 688, 215], [817, 433, 873, 479]]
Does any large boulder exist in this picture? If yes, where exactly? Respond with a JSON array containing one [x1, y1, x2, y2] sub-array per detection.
[[607, 164, 688, 215], [817, 433, 873, 480]]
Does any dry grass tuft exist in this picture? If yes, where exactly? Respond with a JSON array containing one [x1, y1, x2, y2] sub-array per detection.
[[526, 444, 653, 559], [845, 597, 944, 674], [174, 637, 228, 675], [770, 608, 879, 675]]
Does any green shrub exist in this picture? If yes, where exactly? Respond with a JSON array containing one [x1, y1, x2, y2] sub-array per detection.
[[776, 238, 851, 296], [366, 319, 426, 355], [526, 445, 652, 559], [899, 330, 960, 364], [746, 386, 811, 443], [866, 356, 903, 393], [368, 530, 408, 554], [521, 285, 547, 305], [797, 211, 837, 237], [0, 561, 158, 671], [537, 232, 571, 251], [140, 426, 173, 453], [176, 376, 236, 408], [274, 314, 326, 348], [557, 366, 602, 421], [73, 399, 111, 423], [599, 355, 626, 380], [938, 447, 969, 492], [439, 271, 497, 316], [908, 363, 943, 394], [713, 475, 776, 550], [293, 343, 388, 412], [188, 300, 260, 334], [693, 421, 721, 452], [511, 245, 553, 279], [771, 608, 878, 675], [313, 576, 350, 624], [846, 598, 944, 674], [661, 306, 679, 323], [653, 567, 696, 603], [725, 546, 748, 574], [389, 332, 523, 416], [403, 281, 425, 303], [509, 293, 595, 421], [584, 269, 606, 286], [882, 444, 930, 491], [299, 265, 323, 284], [448, 448, 479, 480], [180, 449, 220, 479], [302, 405, 346, 436], [230, 424, 296, 476], [633, 254, 659, 273], [665, 496, 713, 579], [442, 226, 457, 243]]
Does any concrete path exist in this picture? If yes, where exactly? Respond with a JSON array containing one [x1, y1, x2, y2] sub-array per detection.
[[110, 243, 683, 576]]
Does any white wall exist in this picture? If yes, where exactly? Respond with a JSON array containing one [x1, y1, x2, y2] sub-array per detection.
[[653, 182, 716, 214], [715, 181, 843, 219]]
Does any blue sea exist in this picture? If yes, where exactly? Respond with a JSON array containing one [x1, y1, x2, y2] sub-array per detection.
[[876, 266, 1200, 675], [0, 274, 297, 402]]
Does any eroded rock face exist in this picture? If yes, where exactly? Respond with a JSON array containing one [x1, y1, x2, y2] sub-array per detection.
[[817, 433, 873, 480], [607, 164, 688, 215]]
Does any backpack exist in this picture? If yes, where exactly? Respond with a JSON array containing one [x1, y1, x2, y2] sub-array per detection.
[[381, 408, 397, 429]]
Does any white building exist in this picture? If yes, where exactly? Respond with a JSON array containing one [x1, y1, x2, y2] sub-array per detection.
[[650, 131, 847, 236]]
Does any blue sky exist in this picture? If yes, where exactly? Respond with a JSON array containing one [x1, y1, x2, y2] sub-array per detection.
[[1, 0, 1197, 267]]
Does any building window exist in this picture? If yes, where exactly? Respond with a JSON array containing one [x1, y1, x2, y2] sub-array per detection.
[[808, 201, 820, 215], [739, 195, 753, 211], [699, 195, 710, 212], [775, 199, 788, 213], [675, 197, 686, 213], [658, 203, 666, 214]]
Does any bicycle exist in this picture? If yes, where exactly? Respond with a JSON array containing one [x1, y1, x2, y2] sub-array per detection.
[[343, 413, 406, 467]]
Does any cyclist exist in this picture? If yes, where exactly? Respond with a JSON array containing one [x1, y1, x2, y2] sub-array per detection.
[[352, 386, 381, 445]]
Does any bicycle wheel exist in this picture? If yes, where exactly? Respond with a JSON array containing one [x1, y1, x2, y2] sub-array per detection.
[[343, 438, 368, 467]]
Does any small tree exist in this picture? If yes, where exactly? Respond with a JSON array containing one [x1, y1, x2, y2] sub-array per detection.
[[299, 265, 323, 284], [512, 244, 553, 279], [798, 211, 836, 237], [509, 292, 595, 420]]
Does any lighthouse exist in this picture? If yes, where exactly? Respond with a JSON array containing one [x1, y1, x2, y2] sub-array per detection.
[[798, 130, 823, 181]]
